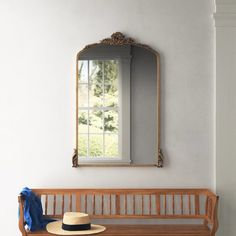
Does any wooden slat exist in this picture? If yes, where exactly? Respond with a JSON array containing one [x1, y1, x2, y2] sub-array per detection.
[[149, 195, 152, 215], [69, 194, 72, 211], [101, 194, 104, 215], [195, 194, 200, 215], [124, 195, 127, 215], [133, 195, 135, 215], [109, 194, 112, 214], [164, 195, 167, 215], [181, 194, 183, 214], [31, 189, 212, 197], [93, 224, 211, 235], [53, 195, 56, 215], [116, 194, 120, 215], [62, 195, 64, 215], [89, 214, 206, 219], [205, 196, 209, 216], [208, 198, 213, 221], [172, 194, 175, 215], [27, 224, 211, 235], [76, 193, 81, 212], [188, 195, 191, 215], [85, 194, 87, 213], [45, 195, 48, 215], [92, 194, 95, 215], [156, 194, 160, 215], [142, 195, 144, 215]]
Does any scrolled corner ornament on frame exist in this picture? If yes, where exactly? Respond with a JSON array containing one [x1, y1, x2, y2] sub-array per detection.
[[72, 149, 78, 167]]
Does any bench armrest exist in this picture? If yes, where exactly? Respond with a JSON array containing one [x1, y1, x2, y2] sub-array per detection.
[[18, 195, 27, 236], [205, 195, 219, 236]]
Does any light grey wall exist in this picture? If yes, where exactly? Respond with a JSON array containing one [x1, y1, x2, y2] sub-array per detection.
[[0, 0, 214, 235]]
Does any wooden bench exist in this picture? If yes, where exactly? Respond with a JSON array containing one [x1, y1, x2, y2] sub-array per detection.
[[18, 189, 219, 236]]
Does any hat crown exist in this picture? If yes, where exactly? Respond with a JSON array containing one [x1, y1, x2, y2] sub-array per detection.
[[63, 212, 90, 225]]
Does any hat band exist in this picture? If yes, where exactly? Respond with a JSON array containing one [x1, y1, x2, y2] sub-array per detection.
[[62, 223, 91, 231]]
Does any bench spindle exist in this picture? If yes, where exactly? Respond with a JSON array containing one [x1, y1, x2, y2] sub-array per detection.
[[69, 194, 72, 211], [164, 194, 167, 215], [45, 195, 48, 215], [188, 195, 191, 215], [142, 195, 144, 215], [116, 194, 120, 215], [101, 194, 104, 215], [85, 194, 87, 213], [124, 194, 127, 215], [133, 195, 135, 215], [76, 193, 81, 212], [172, 194, 175, 215], [149, 195, 151, 215], [53, 195, 56, 215], [62, 195, 64, 215], [92, 194, 95, 215], [195, 194, 200, 215], [205, 196, 209, 215], [109, 194, 112, 214], [156, 194, 160, 215]]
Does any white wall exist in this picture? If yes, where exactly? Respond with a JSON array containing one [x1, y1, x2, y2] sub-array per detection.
[[0, 0, 214, 235], [214, 1, 236, 236]]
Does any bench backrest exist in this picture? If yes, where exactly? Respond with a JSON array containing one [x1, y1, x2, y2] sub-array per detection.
[[20, 189, 217, 223]]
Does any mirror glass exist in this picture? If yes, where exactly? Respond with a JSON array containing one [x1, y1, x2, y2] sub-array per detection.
[[75, 34, 161, 166]]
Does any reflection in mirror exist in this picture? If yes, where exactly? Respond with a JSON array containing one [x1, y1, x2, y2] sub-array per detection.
[[73, 33, 163, 167]]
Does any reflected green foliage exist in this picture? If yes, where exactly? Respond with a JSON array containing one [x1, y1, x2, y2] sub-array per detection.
[[78, 131, 118, 157], [78, 112, 88, 125], [78, 135, 87, 156], [104, 110, 118, 132], [89, 135, 103, 157], [78, 60, 119, 157]]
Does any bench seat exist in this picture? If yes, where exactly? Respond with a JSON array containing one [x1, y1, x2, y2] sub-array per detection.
[[27, 224, 211, 236]]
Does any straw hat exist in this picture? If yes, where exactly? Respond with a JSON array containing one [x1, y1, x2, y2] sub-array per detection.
[[46, 212, 106, 235]]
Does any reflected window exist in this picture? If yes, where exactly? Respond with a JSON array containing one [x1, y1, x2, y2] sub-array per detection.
[[78, 60, 119, 158], [78, 52, 130, 164]]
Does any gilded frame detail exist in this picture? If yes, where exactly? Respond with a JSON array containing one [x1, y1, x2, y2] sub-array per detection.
[[73, 32, 163, 167]]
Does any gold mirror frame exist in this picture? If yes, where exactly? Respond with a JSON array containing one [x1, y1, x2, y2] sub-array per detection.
[[72, 32, 164, 167]]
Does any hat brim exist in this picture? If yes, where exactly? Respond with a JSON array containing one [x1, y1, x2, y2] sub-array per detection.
[[46, 221, 106, 235]]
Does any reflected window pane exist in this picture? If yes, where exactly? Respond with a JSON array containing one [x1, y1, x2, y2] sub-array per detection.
[[89, 110, 103, 133], [104, 83, 118, 107], [104, 60, 119, 84], [104, 134, 118, 157], [104, 110, 118, 133], [89, 134, 103, 157], [78, 60, 88, 83], [89, 60, 103, 84], [78, 111, 88, 133], [89, 83, 103, 108], [78, 134, 88, 157], [78, 84, 88, 107]]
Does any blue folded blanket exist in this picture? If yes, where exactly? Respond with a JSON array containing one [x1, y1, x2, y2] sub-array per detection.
[[20, 187, 55, 231]]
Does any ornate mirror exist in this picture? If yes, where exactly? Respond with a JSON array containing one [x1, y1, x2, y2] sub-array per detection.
[[72, 32, 163, 167]]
